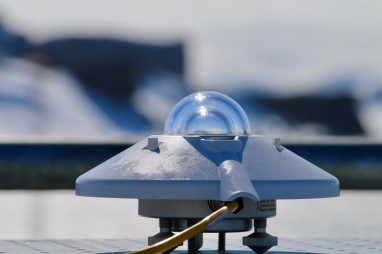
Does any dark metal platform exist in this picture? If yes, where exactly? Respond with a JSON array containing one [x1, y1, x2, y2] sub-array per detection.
[[1, 238, 381, 254], [1, 136, 382, 189]]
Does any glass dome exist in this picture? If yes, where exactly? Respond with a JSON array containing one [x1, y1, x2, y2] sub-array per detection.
[[164, 91, 251, 136]]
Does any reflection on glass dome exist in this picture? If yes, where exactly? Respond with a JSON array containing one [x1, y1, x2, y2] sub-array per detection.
[[164, 91, 251, 136]]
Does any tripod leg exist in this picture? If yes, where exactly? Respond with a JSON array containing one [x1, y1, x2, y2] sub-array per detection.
[[187, 219, 203, 252], [218, 232, 226, 252]]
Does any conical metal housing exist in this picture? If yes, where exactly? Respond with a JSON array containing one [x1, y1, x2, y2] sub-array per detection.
[[76, 135, 339, 201]]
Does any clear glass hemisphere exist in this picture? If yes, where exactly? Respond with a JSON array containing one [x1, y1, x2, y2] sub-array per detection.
[[164, 91, 251, 136]]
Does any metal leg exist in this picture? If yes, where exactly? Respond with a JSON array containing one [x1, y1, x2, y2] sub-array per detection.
[[218, 232, 225, 252], [188, 219, 203, 252], [148, 219, 181, 253], [243, 218, 278, 254]]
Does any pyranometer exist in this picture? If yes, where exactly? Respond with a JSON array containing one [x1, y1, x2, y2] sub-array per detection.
[[76, 91, 339, 254]]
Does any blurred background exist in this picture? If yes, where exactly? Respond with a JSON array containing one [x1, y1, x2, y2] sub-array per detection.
[[1, 0, 382, 246], [1, 0, 382, 138]]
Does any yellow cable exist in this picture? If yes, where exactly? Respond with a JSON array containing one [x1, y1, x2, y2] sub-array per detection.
[[130, 201, 239, 254]]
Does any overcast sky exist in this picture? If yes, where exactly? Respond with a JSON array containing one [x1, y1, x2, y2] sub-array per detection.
[[1, 0, 381, 93]]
